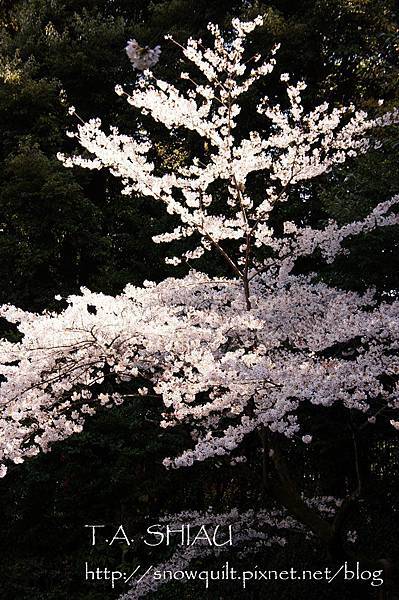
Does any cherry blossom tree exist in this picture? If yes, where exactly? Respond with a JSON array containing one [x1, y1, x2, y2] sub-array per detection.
[[0, 15, 398, 596]]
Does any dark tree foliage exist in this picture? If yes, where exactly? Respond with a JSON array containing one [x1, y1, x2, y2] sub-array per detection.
[[0, 1, 398, 599]]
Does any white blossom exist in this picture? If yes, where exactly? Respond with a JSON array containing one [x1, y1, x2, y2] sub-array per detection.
[[125, 39, 161, 71]]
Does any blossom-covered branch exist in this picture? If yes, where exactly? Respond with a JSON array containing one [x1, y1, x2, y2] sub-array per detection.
[[58, 16, 398, 309]]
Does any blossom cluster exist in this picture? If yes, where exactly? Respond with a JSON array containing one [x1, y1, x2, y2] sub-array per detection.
[[0, 264, 398, 474], [125, 39, 161, 71], [58, 18, 398, 285], [119, 496, 347, 598], [119, 506, 300, 599]]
